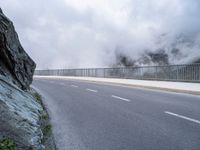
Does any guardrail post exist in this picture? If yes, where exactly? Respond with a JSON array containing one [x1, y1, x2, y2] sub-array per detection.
[[177, 66, 179, 81], [155, 66, 158, 80]]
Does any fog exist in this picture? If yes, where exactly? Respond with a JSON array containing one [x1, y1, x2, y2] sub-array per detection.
[[1, 0, 200, 69]]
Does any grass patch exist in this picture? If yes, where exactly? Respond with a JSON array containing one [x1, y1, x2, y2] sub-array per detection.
[[33, 92, 42, 103], [43, 124, 52, 136], [41, 112, 48, 120], [31, 89, 55, 148], [0, 138, 15, 150]]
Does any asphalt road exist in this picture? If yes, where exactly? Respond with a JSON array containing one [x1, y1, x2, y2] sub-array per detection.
[[33, 78, 200, 150]]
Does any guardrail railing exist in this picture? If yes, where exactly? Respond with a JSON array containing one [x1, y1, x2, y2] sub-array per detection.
[[35, 64, 200, 82]]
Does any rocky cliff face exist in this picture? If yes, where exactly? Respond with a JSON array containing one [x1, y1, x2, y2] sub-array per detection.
[[0, 9, 55, 150], [0, 8, 36, 90]]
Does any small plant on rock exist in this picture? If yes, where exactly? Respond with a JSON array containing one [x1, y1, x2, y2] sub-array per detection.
[[43, 124, 52, 136], [0, 138, 15, 150], [33, 92, 42, 103]]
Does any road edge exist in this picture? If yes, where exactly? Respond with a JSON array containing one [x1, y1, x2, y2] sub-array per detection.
[[34, 76, 200, 96]]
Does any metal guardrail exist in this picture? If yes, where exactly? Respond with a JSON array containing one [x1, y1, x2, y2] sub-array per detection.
[[35, 64, 200, 82]]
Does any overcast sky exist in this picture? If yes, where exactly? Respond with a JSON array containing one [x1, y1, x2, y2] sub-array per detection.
[[1, 0, 200, 69]]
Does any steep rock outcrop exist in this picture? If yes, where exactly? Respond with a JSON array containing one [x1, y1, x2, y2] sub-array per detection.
[[0, 8, 36, 90], [0, 9, 55, 149]]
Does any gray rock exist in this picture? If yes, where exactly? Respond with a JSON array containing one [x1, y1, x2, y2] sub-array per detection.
[[0, 9, 56, 149], [0, 8, 36, 90], [0, 79, 44, 149]]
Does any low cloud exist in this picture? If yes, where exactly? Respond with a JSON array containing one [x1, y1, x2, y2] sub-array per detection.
[[1, 0, 200, 69]]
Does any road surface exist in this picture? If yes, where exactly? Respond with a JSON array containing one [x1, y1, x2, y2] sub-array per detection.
[[33, 78, 200, 150]]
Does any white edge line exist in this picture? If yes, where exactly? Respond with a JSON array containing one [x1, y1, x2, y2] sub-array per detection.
[[60, 83, 65, 86], [86, 89, 98, 93], [71, 85, 78, 88], [165, 111, 200, 125], [111, 95, 130, 102]]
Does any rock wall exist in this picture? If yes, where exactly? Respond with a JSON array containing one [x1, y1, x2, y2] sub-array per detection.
[[0, 80, 43, 149], [0, 8, 36, 90], [0, 9, 55, 149]]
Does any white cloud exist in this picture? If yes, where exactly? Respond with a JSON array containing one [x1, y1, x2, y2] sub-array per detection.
[[1, 0, 200, 69]]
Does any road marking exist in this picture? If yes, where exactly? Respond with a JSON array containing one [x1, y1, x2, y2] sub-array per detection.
[[86, 89, 98, 93], [59, 83, 65, 86], [71, 85, 78, 88], [111, 95, 130, 102], [165, 111, 200, 125]]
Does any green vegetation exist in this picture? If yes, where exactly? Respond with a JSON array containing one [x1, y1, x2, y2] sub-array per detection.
[[33, 92, 42, 103], [31, 89, 55, 147], [32, 90, 52, 136], [0, 138, 15, 150], [41, 111, 49, 120], [43, 124, 52, 136]]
